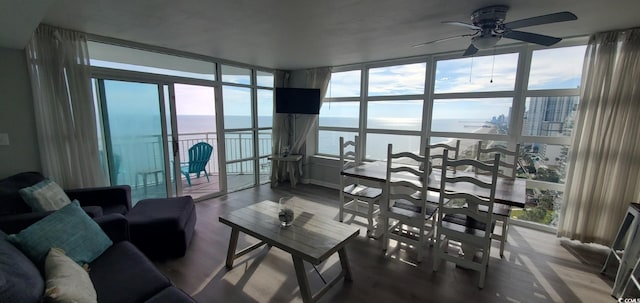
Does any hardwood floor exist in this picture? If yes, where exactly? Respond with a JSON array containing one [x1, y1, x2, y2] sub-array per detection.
[[154, 183, 616, 303]]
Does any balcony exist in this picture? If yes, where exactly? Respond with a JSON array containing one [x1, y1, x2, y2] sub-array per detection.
[[104, 131, 272, 203]]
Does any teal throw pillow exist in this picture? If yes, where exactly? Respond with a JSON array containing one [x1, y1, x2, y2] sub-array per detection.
[[19, 179, 71, 212], [7, 200, 112, 266]]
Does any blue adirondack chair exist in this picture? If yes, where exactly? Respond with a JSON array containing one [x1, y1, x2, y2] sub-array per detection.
[[181, 142, 214, 186]]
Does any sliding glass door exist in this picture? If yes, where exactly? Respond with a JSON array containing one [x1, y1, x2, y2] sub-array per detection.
[[173, 83, 223, 198], [94, 78, 225, 202], [96, 79, 170, 203]]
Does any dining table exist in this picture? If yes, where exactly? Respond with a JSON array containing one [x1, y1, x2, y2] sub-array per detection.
[[340, 161, 526, 208]]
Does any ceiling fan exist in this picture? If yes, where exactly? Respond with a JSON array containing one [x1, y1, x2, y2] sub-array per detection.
[[414, 5, 577, 56]]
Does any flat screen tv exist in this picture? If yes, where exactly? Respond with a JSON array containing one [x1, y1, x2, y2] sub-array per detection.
[[275, 88, 321, 114]]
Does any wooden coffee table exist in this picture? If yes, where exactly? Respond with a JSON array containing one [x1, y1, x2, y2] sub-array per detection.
[[219, 199, 360, 303]]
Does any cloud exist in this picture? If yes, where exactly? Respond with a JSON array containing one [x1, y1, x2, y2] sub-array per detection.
[[327, 70, 361, 97], [368, 63, 427, 96], [527, 46, 586, 89], [434, 53, 519, 93]]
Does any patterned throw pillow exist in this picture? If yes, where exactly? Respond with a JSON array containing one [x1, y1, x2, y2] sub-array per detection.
[[7, 200, 113, 266], [18, 179, 71, 212], [44, 247, 97, 303]]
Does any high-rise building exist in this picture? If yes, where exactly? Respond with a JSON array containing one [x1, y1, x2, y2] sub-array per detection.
[[523, 96, 578, 137]]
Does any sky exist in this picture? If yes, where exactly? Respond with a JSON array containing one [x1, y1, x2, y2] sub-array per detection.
[[323, 45, 586, 120], [90, 44, 586, 122]]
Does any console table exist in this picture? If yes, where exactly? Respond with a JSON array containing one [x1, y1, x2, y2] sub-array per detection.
[[269, 154, 303, 188]]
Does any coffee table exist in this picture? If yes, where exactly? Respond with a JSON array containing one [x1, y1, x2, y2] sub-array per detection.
[[219, 199, 360, 303]]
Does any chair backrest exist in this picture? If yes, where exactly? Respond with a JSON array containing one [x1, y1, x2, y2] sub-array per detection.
[[429, 140, 461, 174], [340, 136, 361, 171], [438, 150, 500, 238], [188, 142, 213, 173], [386, 144, 428, 215], [476, 141, 520, 179]]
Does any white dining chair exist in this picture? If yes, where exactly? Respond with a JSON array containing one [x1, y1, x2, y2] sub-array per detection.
[[339, 136, 382, 237], [433, 150, 499, 288], [382, 144, 436, 262], [476, 141, 521, 257], [429, 139, 461, 174]]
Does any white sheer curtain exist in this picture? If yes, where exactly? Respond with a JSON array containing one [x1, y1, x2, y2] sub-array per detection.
[[26, 24, 105, 188], [271, 71, 290, 186], [270, 67, 331, 186], [558, 28, 640, 245]]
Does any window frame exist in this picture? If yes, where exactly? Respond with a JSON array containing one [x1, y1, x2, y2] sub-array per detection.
[[314, 37, 589, 230]]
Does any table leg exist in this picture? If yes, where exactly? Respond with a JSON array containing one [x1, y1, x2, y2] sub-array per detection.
[[225, 228, 240, 269], [292, 255, 313, 303], [288, 162, 297, 188], [338, 247, 353, 281]]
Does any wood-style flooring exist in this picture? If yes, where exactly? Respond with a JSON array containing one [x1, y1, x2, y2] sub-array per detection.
[[154, 183, 617, 303]]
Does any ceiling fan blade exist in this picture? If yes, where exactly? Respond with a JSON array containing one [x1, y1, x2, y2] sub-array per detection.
[[443, 21, 481, 30], [503, 30, 562, 46], [412, 33, 477, 48], [463, 44, 479, 56], [504, 12, 577, 29]]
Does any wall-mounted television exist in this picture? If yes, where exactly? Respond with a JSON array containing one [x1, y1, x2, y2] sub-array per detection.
[[275, 88, 321, 114]]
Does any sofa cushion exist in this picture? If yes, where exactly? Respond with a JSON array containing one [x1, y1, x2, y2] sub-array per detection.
[[19, 179, 71, 212], [0, 230, 44, 303], [145, 287, 196, 303], [0, 172, 45, 215], [89, 241, 171, 303], [7, 200, 113, 266], [102, 204, 128, 216], [44, 247, 97, 303]]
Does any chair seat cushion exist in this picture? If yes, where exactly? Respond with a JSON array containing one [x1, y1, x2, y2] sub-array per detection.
[[390, 199, 438, 219], [441, 213, 496, 238], [478, 204, 512, 217], [343, 184, 382, 199]]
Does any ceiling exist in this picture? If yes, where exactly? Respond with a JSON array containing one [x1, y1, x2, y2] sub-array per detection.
[[3, 0, 640, 70]]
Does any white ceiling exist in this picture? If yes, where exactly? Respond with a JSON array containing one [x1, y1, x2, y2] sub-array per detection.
[[3, 0, 640, 70]]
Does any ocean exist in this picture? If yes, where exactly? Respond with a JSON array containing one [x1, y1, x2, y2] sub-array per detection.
[[176, 115, 488, 160], [106, 115, 487, 184], [177, 115, 487, 134]]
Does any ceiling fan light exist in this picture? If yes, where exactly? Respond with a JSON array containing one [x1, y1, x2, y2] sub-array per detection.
[[471, 35, 501, 49]]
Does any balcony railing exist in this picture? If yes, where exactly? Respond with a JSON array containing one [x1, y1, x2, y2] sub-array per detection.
[[104, 131, 273, 186]]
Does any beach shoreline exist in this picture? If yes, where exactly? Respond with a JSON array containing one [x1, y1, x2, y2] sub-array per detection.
[[437, 123, 497, 159]]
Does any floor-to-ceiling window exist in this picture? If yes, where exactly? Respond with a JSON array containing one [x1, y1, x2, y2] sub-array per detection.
[[316, 39, 587, 230], [221, 65, 274, 192], [365, 62, 426, 161], [88, 41, 274, 199], [516, 45, 586, 228], [318, 69, 361, 155]]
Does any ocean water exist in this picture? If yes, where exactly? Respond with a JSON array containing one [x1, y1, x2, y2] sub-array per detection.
[[176, 115, 488, 160], [177, 115, 486, 134]]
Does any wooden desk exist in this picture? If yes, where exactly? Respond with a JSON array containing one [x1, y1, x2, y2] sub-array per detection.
[[341, 161, 526, 208], [269, 154, 303, 188], [219, 199, 359, 303]]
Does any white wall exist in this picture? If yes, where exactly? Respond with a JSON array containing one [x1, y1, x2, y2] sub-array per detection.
[[0, 47, 41, 178]]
